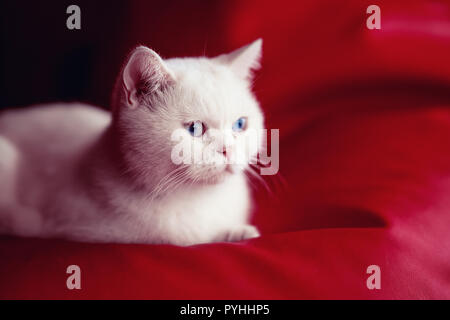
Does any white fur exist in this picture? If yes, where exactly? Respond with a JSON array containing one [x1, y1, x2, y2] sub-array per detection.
[[0, 39, 264, 245]]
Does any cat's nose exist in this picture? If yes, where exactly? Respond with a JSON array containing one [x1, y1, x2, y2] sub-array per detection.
[[221, 147, 227, 157], [219, 146, 232, 159]]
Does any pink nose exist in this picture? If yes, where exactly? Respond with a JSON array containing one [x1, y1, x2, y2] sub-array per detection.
[[220, 146, 232, 160]]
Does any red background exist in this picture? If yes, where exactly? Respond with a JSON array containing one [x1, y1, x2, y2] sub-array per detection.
[[1, 0, 450, 299]]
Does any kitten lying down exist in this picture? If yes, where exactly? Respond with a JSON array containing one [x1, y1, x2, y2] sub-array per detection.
[[0, 39, 264, 246]]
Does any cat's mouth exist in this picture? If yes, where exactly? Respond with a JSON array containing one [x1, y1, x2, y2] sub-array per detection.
[[216, 163, 244, 181], [189, 163, 239, 185], [225, 164, 235, 174]]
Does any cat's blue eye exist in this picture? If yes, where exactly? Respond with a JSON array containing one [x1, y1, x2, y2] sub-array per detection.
[[232, 117, 247, 132], [187, 121, 205, 137]]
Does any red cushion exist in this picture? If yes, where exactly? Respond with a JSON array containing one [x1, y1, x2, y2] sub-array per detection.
[[1, 0, 450, 299]]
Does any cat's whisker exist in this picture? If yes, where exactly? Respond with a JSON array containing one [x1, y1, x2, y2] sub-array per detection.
[[154, 172, 187, 197], [248, 154, 287, 192], [148, 165, 189, 201], [159, 169, 190, 195], [245, 164, 272, 196], [169, 173, 191, 193], [252, 165, 287, 200]]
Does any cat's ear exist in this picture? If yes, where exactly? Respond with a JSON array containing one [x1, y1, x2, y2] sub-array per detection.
[[214, 38, 262, 81], [122, 46, 175, 109]]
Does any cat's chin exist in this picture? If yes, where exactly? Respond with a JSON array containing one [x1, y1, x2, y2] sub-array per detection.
[[194, 164, 240, 185], [200, 172, 232, 185]]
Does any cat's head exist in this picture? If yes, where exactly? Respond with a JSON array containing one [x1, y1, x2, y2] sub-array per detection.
[[112, 39, 264, 189]]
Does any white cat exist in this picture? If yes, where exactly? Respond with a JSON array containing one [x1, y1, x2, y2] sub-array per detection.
[[0, 39, 264, 245]]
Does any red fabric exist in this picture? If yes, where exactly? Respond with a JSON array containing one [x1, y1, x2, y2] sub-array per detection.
[[1, 0, 450, 299]]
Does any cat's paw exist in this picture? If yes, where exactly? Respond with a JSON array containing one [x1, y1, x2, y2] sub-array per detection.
[[223, 225, 260, 242]]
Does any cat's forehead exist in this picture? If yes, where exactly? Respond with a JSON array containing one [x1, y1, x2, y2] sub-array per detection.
[[166, 57, 240, 86], [165, 57, 255, 121]]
